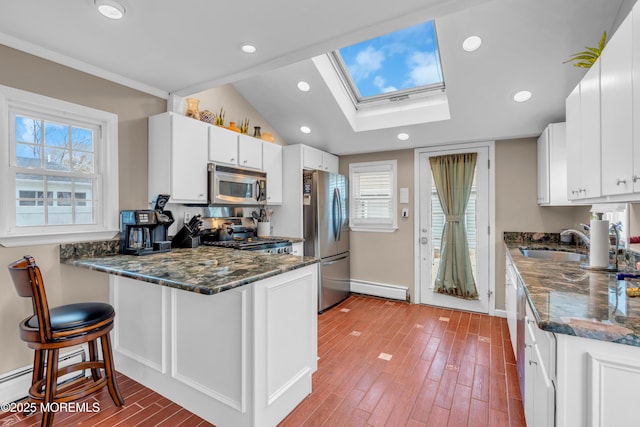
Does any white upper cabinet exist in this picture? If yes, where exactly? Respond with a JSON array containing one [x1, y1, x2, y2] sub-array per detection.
[[262, 143, 283, 204], [579, 61, 602, 200], [537, 122, 570, 205], [600, 12, 633, 196], [566, 62, 601, 201], [633, 6, 640, 192], [302, 145, 338, 173], [322, 151, 339, 174], [238, 134, 263, 170], [566, 85, 581, 201], [208, 125, 238, 166], [208, 126, 264, 170], [148, 112, 209, 204]]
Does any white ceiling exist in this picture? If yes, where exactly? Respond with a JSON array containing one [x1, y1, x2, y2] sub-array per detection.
[[0, 0, 630, 155]]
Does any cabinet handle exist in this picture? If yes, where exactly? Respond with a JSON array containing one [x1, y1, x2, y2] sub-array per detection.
[[527, 319, 536, 325], [579, 188, 586, 194], [633, 175, 639, 183], [243, 160, 248, 164], [230, 158, 235, 162], [617, 178, 627, 186], [529, 360, 538, 366]]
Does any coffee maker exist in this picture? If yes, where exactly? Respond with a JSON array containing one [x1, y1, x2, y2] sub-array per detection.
[[119, 194, 174, 255]]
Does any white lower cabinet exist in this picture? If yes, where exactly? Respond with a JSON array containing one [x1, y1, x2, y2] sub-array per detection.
[[291, 242, 303, 256], [504, 256, 518, 358], [109, 264, 318, 427], [524, 302, 556, 427], [556, 334, 640, 427]]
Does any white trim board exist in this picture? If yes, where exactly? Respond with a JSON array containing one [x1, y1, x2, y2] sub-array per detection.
[[350, 279, 408, 301], [0, 347, 89, 403]]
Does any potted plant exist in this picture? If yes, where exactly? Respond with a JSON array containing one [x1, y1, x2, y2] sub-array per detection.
[[564, 31, 607, 68]]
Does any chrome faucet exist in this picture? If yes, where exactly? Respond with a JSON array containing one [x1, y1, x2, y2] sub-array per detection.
[[560, 229, 590, 247]]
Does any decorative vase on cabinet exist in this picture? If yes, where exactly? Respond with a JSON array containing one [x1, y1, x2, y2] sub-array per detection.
[[185, 98, 201, 120]]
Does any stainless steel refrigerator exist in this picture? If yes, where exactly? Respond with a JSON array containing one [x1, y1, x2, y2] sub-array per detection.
[[303, 170, 350, 312]]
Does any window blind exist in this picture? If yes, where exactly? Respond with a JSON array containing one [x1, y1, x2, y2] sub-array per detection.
[[349, 161, 397, 231]]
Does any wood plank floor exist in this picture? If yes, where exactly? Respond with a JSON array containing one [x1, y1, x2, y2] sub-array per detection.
[[0, 295, 524, 427]]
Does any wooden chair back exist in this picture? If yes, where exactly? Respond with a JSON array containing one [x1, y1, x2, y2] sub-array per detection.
[[8, 255, 53, 342]]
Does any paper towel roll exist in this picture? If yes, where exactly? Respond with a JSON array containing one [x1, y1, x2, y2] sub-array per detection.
[[590, 219, 610, 268]]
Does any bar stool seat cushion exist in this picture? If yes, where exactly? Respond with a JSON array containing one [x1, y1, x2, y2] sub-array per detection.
[[26, 302, 115, 332]]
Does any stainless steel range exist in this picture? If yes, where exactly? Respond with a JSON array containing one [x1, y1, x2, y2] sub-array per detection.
[[201, 237, 292, 254], [199, 217, 292, 254]]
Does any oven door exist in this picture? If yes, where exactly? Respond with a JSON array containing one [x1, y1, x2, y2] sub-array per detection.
[[209, 164, 267, 205]]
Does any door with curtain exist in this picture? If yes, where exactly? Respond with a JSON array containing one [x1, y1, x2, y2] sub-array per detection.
[[418, 146, 489, 313]]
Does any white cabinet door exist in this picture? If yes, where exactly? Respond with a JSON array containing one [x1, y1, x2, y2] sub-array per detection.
[[532, 344, 556, 427], [302, 145, 323, 170], [566, 85, 581, 200], [633, 6, 640, 192], [600, 13, 633, 196], [322, 152, 339, 174], [537, 127, 550, 204], [262, 143, 282, 204], [208, 125, 238, 166], [171, 115, 209, 203], [291, 242, 303, 256], [578, 61, 602, 199], [238, 134, 263, 170], [524, 302, 556, 427], [504, 254, 518, 359]]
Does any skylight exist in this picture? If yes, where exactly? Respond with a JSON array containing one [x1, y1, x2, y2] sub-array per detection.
[[332, 20, 444, 107]]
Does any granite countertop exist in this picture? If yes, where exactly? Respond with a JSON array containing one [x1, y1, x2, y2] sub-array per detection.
[[61, 241, 318, 295], [505, 235, 640, 347]]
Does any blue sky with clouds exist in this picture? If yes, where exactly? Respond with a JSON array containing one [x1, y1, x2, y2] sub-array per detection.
[[338, 20, 443, 99]]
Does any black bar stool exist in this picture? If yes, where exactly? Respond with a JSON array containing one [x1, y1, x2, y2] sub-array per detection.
[[8, 255, 124, 426]]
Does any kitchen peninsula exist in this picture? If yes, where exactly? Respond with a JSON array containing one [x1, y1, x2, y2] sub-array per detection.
[[504, 232, 640, 427], [61, 242, 319, 427]]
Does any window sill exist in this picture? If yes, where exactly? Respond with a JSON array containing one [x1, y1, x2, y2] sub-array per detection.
[[350, 226, 398, 233], [0, 230, 119, 248]]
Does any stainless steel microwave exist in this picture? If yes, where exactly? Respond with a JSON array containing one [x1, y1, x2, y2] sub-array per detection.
[[208, 163, 267, 205]]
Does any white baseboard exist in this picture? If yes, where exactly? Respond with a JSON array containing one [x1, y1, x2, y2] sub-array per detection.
[[494, 309, 507, 318], [0, 348, 88, 403], [350, 279, 408, 301]]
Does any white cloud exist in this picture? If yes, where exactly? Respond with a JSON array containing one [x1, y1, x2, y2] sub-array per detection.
[[372, 75, 397, 93], [406, 51, 442, 86], [348, 46, 385, 82]]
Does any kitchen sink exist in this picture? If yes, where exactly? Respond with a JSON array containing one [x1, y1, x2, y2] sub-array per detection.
[[519, 248, 584, 262]]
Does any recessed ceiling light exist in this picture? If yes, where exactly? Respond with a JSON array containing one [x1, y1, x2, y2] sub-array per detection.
[[95, 0, 125, 20], [513, 90, 532, 103], [297, 81, 311, 92], [300, 126, 311, 134], [241, 44, 257, 54], [397, 132, 410, 141], [462, 36, 482, 52]]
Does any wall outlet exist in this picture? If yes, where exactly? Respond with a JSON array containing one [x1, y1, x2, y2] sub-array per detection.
[[184, 212, 192, 223]]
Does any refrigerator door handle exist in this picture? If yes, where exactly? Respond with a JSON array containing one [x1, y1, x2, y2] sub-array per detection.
[[336, 188, 342, 242], [323, 254, 349, 265], [333, 187, 340, 240]]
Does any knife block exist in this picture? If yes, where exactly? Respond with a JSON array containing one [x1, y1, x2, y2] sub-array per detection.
[[171, 225, 200, 248]]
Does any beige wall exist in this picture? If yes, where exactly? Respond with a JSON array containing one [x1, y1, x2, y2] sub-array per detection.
[[0, 45, 166, 372], [339, 150, 415, 294], [494, 138, 591, 308], [340, 138, 591, 309], [190, 85, 287, 146]]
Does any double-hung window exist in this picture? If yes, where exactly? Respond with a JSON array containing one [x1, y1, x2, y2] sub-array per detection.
[[0, 84, 119, 247], [349, 160, 397, 232]]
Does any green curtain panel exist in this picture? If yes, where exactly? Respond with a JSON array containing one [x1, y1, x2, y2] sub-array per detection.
[[429, 153, 478, 299]]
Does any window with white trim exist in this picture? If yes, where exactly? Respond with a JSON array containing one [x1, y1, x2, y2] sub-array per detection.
[[0, 85, 119, 247], [349, 160, 397, 232]]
